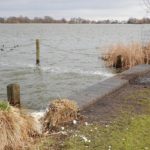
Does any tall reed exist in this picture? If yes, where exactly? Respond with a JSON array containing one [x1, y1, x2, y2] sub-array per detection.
[[102, 42, 150, 69]]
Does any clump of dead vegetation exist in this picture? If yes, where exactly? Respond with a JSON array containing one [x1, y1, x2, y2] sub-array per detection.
[[0, 101, 39, 150], [43, 99, 80, 132], [102, 42, 150, 69]]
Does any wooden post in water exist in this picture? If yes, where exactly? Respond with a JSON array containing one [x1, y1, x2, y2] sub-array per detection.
[[115, 55, 122, 68], [36, 39, 40, 65], [7, 84, 20, 107]]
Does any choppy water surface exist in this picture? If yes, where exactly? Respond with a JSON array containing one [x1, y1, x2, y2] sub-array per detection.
[[0, 24, 149, 110]]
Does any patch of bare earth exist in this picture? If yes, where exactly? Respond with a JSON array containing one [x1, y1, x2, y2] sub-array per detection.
[[81, 72, 150, 124]]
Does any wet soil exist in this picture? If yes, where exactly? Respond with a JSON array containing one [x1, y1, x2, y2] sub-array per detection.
[[82, 72, 150, 124]]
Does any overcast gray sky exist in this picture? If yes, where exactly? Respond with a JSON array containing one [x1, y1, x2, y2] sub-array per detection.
[[0, 0, 148, 20]]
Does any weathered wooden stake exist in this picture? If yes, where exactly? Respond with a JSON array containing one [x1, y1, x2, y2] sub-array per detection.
[[36, 39, 40, 65], [115, 55, 123, 68], [7, 84, 20, 107]]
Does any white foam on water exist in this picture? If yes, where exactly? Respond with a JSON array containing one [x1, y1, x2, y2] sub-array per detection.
[[40, 66, 114, 77], [30, 110, 45, 134], [77, 70, 114, 77], [31, 110, 45, 120], [25, 64, 35, 68], [0, 62, 10, 67], [0, 62, 35, 68], [0, 62, 114, 78]]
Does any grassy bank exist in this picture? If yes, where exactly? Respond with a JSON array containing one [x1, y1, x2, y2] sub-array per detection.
[[1, 83, 149, 150], [34, 88, 150, 150], [36, 114, 150, 150], [63, 115, 150, 150]]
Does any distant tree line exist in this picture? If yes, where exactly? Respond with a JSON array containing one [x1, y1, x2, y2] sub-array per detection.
[[0, 16, 150, 24], [127, 17, 150, 24]]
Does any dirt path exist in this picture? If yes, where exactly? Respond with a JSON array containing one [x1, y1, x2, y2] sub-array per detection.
[[82, 72, 150, 124]]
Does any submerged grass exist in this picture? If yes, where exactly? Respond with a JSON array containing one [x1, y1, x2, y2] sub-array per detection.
[[102, 42, 150, 69]]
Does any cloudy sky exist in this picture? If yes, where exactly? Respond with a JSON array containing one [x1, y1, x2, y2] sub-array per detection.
[[0, 0, 148, 20]]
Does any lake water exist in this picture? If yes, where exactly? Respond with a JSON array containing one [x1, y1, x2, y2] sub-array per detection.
[[0, 24, 149, 110]]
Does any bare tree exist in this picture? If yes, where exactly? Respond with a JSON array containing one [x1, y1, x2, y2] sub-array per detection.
[[143, 0, 150, 12]]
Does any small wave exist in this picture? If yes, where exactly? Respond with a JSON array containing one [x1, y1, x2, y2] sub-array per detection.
[[0, 62, 114, 77], [40, 66, 114, 77], [79, 70, 114, 77], [0, 62, 10, 67], [0, 62, 35, 68], [25, 64, 35, 68]]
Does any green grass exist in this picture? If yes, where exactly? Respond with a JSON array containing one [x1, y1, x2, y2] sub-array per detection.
[[125, 88, 150, 113], [126, 89, 150, 103], [63, 115, 150, 150], [0, 101, 10, 111], [37, 137, 55, 150]]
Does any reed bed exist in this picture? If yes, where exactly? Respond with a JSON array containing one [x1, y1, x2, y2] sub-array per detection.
[[0, 102, 39, 150], [102, 42, 150, 69], [43, 99, 79, 132]]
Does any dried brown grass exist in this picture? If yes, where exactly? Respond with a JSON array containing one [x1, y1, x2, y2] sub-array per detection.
[[102, 42, 150, 69], [0, 106, 39, 150], [43, 99, 79, 131]]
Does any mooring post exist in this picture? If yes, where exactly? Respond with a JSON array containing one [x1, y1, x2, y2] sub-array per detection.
[[36, 39, 40, 65], [7, 84, 20, 107], [115, 55, 122, 68]]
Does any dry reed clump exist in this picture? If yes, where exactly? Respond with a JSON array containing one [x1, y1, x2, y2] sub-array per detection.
[[0, 105, 39, 150], [43, 99, 79, 132], [102, 42, 150, 69]]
